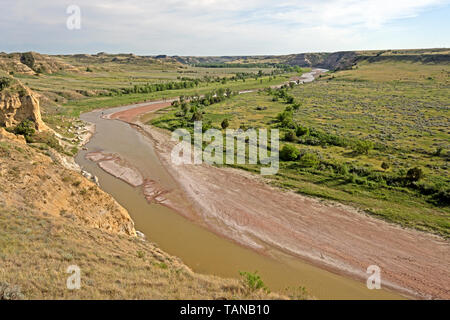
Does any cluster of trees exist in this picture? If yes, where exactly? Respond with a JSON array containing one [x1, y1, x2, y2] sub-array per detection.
[[268, 86, 374, 155], [125, 80, 199, 95], [172, 88, 237, 124], [278, 141, 448, 205], [193, 63, 303, 73], [267, 87, 296, 104], [194, 62, 277, 68]]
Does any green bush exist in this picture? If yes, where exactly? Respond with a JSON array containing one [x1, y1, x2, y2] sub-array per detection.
[[284, 129, 297, 142], [292, 102, 301, 110], [276, 110, 292, 122], [13, 120, 35, 139], [296, 125, 309, 136], [280, 144, 300, 161], [406, 167, 423, 182], [20, 52, 35, 69], [221, 118, 229, 130], [239, 271, 269, 293], [281, 117, 296, 129], [190, 111, 203, 121], [353, 140, 374, 155], [299, 152, 320, 168], [285, 95, 295, 104], [0, 77, 12, 91]]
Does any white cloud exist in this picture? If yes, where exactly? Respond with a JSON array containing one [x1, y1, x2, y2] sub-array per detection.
[[1, 0, 449, 54]]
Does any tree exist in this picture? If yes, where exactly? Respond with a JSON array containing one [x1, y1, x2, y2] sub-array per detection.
[[221, 119, 229, 130], [280, 144, 300, 161]]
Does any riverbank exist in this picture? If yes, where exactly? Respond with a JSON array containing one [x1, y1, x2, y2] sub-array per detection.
[[75, 69, 448, 299], [132, 118, 448, 299]]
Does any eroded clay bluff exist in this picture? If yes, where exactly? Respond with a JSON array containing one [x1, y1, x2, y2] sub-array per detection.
[[0, 73, 136, 237], [0, 74, 48, 131], [0, 126, 137, 236]]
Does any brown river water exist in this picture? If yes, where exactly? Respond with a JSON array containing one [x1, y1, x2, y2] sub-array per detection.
[[75, 101, 403, 300]]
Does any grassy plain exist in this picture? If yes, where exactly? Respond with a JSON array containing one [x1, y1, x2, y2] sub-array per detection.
[[151, 61, 450, 237]]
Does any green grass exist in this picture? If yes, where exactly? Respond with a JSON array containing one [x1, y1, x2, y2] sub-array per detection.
[[58, 73, 295, 117], [151, 61, 450, 237]]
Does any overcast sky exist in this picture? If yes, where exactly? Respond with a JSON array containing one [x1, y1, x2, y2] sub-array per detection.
[[1, 0, 449, 55]]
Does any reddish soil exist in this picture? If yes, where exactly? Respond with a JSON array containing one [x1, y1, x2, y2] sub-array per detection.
[[109, 100, 173, 123], [104, 95, 449, 300]]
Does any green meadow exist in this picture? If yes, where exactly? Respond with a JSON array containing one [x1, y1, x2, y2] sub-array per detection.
[[151, 61, 450, 237]]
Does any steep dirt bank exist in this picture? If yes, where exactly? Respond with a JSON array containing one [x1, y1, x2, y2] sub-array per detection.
[[0, 128, 284, 299], [105, 102, 450, 300], [0, 127, 135, 236]]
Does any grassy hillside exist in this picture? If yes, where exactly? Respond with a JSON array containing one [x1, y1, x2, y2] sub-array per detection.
[[150, 60, 450, 237], [0, 206, 285, 299], [0, 129, 283, 300]]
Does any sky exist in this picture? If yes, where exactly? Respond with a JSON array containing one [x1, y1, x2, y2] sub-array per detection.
[[1, 0, 449, 56]]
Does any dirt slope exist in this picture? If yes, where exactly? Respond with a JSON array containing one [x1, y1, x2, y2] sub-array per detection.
[[0, 128, 284, 299]]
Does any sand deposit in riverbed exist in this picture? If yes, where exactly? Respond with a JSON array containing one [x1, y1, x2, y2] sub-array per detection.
[[77, 69, 449, 299]]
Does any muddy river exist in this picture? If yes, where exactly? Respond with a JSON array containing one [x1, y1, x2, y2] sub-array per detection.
[[75, 100, 403, 300]]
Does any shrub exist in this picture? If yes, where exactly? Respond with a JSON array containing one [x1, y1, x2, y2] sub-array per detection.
[[353, 140, 374, 155], [406, 167, 423, 182], [239, 271, 269, 293], [276, 110, 292, 122], [431, 189, 450, 206], [281, 117, 296, 129], [285, 95, 294, 104], [298, 152, 320, 168], [284, 129, 297, 142], [190, 111, 203, 121], [221, 118, 229, 130], [292, 103, 301, 111], [0, 77, 12, 91], [13, 120, 35, 139], [381, 162, 390, 170], [280, 144, 300, 161], [434, 147, 443, 156], [296, 125, 309, 136], [20, 52, 35, 69]]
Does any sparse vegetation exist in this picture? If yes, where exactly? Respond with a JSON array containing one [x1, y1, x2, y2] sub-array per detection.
[[239, 271, 269, 294]]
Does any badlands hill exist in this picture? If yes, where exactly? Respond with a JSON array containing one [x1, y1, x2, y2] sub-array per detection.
[[0, 76, 280, 299]]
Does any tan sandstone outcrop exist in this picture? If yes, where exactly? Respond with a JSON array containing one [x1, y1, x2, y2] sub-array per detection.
[[0, 82, 48, 131], [0, 130, 136, 236]]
